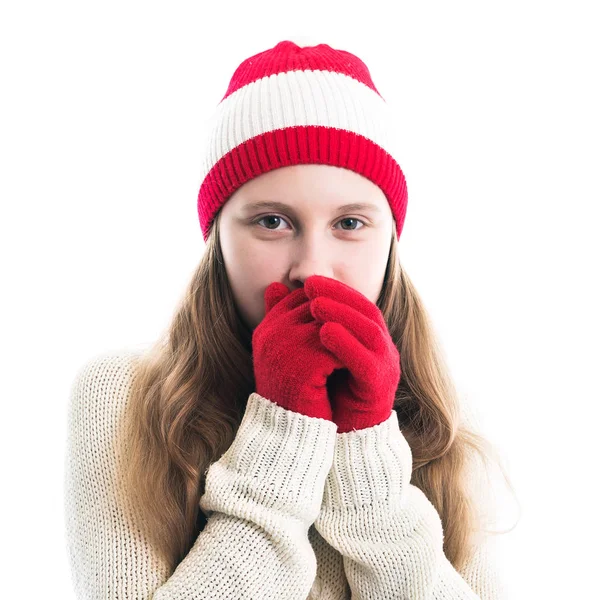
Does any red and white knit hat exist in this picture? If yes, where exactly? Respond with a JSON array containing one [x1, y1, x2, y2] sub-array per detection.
[[196, 40, 408, 243]]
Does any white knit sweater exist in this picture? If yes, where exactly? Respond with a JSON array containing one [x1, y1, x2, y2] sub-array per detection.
[[64, 350, 507, 599]]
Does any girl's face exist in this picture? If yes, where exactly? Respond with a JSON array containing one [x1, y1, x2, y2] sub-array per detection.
[[218, 164, 394, 330]]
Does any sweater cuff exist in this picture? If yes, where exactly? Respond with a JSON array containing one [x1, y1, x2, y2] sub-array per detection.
[[321, 409, 413, 511], [200, 392, 338, 526]]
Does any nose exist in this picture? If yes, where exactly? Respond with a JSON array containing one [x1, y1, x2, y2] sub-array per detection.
[[287, 233, 338, 290]]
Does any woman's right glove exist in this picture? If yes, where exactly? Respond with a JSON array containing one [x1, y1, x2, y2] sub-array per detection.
[[251, 282, 345, 422]]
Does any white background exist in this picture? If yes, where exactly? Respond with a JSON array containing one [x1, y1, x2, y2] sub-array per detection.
[[1, 1, 598, 597]]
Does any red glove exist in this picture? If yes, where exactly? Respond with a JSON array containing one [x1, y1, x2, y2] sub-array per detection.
[[304, 275, 401, 433], [251, 282, 346, 421]]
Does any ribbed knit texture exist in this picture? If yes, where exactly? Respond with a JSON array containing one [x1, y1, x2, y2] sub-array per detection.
[[64, 351, 507, 599]]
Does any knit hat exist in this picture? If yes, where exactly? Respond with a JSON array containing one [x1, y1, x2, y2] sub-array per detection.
[[196, 40, 408, 243]]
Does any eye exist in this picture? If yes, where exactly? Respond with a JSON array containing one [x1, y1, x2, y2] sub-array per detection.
[[336, 217, 366, 231], [252, 215, 367, 232]]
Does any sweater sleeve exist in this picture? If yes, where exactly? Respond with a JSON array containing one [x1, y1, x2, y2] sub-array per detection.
[[63, 352, 337, 599], [313, 409, 507, 600]]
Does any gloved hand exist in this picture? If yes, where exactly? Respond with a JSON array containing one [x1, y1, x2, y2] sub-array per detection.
[[304, 275, 401, 433], [251, 281, 346, 421]]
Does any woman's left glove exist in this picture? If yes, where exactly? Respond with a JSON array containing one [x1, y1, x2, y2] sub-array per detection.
[[304, 275, 401, 433]]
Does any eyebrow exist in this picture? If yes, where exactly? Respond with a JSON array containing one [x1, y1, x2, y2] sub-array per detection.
[[241, 200, 382, 215]]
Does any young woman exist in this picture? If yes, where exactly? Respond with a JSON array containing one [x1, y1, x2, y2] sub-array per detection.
[[64, 40, 519, 599]]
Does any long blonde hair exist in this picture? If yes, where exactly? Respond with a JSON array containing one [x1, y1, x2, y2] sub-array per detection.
[[123, 207, 520, 575]]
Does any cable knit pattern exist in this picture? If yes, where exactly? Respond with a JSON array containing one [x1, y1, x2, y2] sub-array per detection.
[[64, 350, 506, 599]]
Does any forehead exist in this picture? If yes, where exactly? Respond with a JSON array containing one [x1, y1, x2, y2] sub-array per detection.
[[232, 164, 388, 210]]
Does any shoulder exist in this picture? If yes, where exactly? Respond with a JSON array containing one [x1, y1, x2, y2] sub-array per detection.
[[71, 348, 143, 387], [69, 349, 143, 407], [66, 348, 145, 444]]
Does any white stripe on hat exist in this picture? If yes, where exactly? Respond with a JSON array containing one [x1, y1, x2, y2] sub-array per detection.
[[198, 69, 402, 183]]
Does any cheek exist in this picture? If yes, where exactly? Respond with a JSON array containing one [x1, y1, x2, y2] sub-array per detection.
[[229, 246, 281, 312], [240, 244, 283, 279], [341, 246, 388, 302]]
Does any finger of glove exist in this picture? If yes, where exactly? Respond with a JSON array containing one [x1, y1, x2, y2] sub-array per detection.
[[272, 303, 346, 371], [319, 321, 376, 394], [264, 281, 291, 314], [310, 296, 388, 354], [304, 275, 387, 331], [279, 299, 315, 328], [254, 297, 312, 349], [264, 284, 308, 319]]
